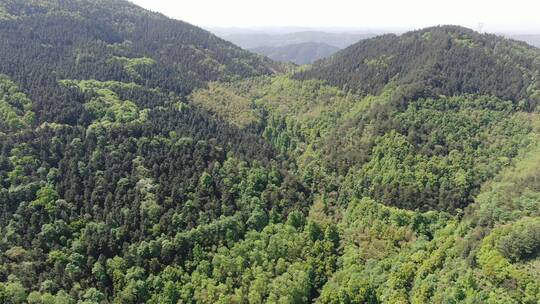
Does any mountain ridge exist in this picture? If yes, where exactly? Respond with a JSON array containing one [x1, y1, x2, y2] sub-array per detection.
[[0, 1, 540, 303], [296, 25, 540, 107], [0, 0, 279, 100]]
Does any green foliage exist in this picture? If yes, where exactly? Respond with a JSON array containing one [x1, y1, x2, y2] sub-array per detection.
[[191, 82, 260, 128], [297, 25, 540, 104], [470, 141, 540, 226], [112, 56, 155, 80], [0, 74, 34, 133], [60, 79, 148, 127], [192, 76, 533, 211], [0, 0, 278, 101], [497, 218, 540, 262], [0, 280, 27, 304], [349, 95, 532, 210], [1, 1, 540, 303]]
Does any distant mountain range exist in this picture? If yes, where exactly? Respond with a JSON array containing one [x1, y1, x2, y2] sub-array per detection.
[[250, 42, 341, 65], [508, 34, 540, 47], [216, 30, 378, 49], [214, 29, 540, 65], [209, 30, 378, 64], [212, 27, 540, 51]]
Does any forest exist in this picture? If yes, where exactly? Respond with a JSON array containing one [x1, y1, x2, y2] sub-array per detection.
[[0, 0, 540, 303]]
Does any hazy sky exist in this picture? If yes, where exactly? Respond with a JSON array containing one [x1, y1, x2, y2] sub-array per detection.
[[130, 0, 540, 33]]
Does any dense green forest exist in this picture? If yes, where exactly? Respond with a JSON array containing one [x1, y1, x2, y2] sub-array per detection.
[[1, 1, 540, 303], [296, 26, 540, 107]]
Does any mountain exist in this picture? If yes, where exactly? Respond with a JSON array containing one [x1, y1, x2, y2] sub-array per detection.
[[0, 1, 307, 302], [1, 1, 540, 302], [218, 30, 377, 49], [188, 26, 540, 301], [250, 42, 341, 65], [296, 25, 540, 106], [0, 0, 277, 105]]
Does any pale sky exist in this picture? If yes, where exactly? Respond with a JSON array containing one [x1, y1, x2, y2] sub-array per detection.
[[130, 0, 540, 33]]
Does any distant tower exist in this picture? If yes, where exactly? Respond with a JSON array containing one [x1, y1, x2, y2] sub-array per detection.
[[478, 22, 484, 33]]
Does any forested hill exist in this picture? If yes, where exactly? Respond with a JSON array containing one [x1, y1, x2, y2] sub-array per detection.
[[0, 0, 277, 112], [296, 25, 540, 107], [0, 1, 308, 302], [1, 0, 540, 302]]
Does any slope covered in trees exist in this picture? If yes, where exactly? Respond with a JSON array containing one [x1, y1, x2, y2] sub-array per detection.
[[0, 0, 278, 124], [1, 1, 540, 303], [187, 28, 540, 302], [0, 0, 305, 302], [192, 76, 535, 211], [296, 26, 540, 108]]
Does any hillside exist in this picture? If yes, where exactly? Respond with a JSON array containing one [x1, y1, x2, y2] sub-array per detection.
[[250, 42, 340, 65], [1, 1, 540, 303], [190, 73, 540, 302], [187, 26, 540, 302], [0, 1, 308, 302], [0, 0, 277, 105], [296, 26, 540, 107]]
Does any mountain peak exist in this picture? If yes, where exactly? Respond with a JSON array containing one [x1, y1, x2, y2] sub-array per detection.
[[297, 25, 540, 105], [0, 0, 278, 97]]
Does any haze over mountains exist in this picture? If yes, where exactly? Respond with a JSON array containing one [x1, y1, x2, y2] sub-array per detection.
[[212, 30, 378, 49], [210, 27, 540, 65], [0, 0, 540, 303], [508, 34, 540, 47], [250, 42, 341, 65], [207, 29, 379, 64]]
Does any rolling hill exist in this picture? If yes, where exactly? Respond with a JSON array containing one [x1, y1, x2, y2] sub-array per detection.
[[189, 26, 540, 302], [296, 25, 540, 106], [0, 0, 277, 105], [0, 1, 539, 303]]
